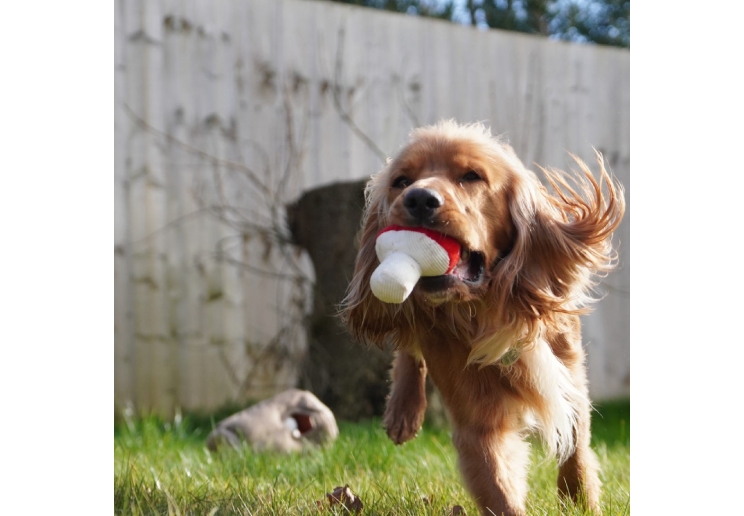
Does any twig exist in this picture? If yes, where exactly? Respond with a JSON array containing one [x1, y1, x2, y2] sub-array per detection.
[[124, 103, 273, 198]]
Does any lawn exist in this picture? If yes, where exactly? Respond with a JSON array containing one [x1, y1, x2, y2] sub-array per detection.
[[114, 399, 629, 515]]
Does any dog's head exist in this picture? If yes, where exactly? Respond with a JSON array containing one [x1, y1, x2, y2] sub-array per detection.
[[340, 120, 624, 364]]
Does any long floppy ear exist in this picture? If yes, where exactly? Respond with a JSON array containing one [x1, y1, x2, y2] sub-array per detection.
[[339, 164, 402, 348], [490, 150, 626, 348]]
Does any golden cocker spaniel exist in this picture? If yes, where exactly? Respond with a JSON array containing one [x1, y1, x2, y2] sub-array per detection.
[[341, 120, 625, 515]]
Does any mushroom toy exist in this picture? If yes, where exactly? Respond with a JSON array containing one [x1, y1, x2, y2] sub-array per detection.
[[370, 225, 461, 304]]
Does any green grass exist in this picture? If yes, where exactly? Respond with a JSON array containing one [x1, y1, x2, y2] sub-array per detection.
[[114, 399, 629, 515]]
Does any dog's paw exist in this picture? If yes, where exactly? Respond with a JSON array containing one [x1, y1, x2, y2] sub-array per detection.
[[383, 409, 424, 445]]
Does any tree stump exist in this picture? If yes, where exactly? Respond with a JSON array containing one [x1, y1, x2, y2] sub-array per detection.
[[287, 180, 392, 421]]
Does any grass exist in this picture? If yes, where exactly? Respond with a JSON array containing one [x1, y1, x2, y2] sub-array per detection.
[[114, 399, 629, 515]]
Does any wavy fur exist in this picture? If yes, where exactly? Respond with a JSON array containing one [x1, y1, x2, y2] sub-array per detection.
[[340, 120, 624, 515]]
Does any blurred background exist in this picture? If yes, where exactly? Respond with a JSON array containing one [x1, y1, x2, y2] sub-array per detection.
[[114, 0, 629, 421]]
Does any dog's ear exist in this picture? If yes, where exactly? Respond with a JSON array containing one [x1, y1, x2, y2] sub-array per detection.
[[490, 152, 625, 345], [339, 165, 400, 348]]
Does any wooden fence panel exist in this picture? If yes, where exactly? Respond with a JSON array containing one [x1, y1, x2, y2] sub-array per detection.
[[114, 0, 630, 416]]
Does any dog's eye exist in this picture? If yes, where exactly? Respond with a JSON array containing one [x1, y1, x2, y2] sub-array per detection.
[[392, 176, 411, 189], [461, 170, 482, 183]]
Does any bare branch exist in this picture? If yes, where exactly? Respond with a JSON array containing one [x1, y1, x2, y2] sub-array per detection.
[[124, 104, 273, 198]]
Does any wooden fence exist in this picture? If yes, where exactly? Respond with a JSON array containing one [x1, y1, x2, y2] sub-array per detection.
[[114, 0, 630, 417]]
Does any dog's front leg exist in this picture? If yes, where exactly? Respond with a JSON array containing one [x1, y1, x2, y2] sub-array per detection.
[[453, 426, 530, 516], [383, 351, 428, 444]]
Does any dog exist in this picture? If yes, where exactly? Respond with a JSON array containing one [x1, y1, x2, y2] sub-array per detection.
[[340, 120, 625, 515]]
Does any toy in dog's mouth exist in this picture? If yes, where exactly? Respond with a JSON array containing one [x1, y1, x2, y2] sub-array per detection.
[[371, 225, 488, 303]]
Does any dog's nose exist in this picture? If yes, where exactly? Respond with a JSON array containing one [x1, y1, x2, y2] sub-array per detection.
[[403, 188, 444, 222]]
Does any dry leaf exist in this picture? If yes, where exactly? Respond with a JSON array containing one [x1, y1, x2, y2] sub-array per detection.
[[449, 505, 466, 515], [324, 485, 363, 513]]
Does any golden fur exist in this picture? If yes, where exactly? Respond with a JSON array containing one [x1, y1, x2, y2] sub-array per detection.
[[340, 120, 625, 515]]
